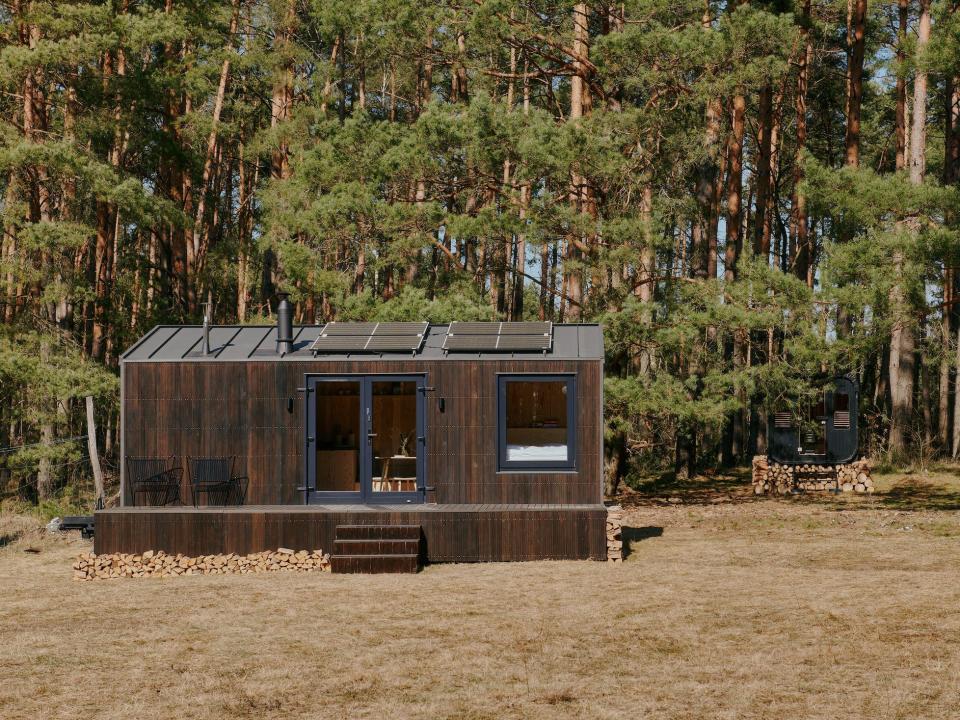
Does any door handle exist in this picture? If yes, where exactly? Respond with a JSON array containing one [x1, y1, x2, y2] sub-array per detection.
[[368, 433, 378, 438]]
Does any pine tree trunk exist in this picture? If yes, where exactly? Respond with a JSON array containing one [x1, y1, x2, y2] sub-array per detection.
[[752, 83, 773, 261], [2, 177, 18, 323], [191, 0, 240, 289], [724, 68, 749, 464], [356, 31, 366, 110], [922, 327, 933, 447], [539, 236, 549, 320], [942, 77, 960, 449], [792, 0, 813, 285], [953, 319, 960, 457], [236, 146, 257, 322], [939, 268, 952, 448], [845, 0, 867, 168], [36, 340, 54, 500], [693, 4, 721, 280], [409, 28, 434, 287], [263, 0, 296, 304], [889, 0, 930, 453], [888, 284, 915, 454], [724, 92, 746, 281], [896, 0, 909, 171], [564, 2, 591, 321], [92, 55, 115, 360], [762, 84, 783, 263], [512, 63, 530, 320], [909, 0, 930, 185], [694, 94, 722, 279]]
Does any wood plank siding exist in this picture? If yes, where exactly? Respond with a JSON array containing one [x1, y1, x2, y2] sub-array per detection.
[[94, 505, 608, 562], [122, 359, 603, 507]]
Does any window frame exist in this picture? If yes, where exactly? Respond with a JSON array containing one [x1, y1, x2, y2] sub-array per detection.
[[496, 373, 577, 472]]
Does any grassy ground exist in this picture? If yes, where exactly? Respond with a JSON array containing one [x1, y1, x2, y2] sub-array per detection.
[[3, 467, 960, 719]]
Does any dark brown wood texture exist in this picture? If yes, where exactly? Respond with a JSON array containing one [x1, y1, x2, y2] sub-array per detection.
[[122, 359, 603, 506], [94, 505, 607, 561]]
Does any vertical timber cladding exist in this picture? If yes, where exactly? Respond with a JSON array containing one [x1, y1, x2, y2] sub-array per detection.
[[121, 357, 603, 506], [94, 506, 608, 560], [123, 361, 301, 505]]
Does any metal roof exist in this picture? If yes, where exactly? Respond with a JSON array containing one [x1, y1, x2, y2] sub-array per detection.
[[121, 323, 604, 362]]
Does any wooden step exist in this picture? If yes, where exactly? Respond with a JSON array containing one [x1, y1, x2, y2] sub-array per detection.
[[334, 538, 420, 555], [330, 554, 420, 574], [332, 524, 423, 573], [335, 524, 421, 541]]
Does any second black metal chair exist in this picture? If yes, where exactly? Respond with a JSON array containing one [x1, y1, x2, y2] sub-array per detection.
[[126, 456, 183, 506], [187, 456, 249, 507]]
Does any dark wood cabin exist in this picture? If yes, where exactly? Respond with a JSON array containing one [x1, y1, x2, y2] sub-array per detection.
[[767, 376, 859, 465], [95, 315, 607, 566]]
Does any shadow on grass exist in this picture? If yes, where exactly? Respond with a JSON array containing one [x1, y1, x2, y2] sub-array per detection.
[[611, 462, 960, 512], [877, 477, 960, 511], [622, 526, 663, 559], [0, 530, 24, 548], [614, 468, 756, 508]]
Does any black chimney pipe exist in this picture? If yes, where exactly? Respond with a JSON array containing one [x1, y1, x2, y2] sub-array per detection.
[[201, 301, 212, 356], [276, 292, 293, 355]]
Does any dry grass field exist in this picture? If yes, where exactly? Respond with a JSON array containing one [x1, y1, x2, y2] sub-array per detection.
[[3, 467, 960, 719]]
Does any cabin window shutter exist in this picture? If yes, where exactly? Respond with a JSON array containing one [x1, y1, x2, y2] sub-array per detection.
[[833, 392, 850, 429]]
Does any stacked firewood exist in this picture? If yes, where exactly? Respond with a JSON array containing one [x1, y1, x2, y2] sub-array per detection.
[[606, 505, 623, 562], [73, 547, 331, 580], [752, 455, 874, 495], [752, 455, 794, 494], [794, 472, 839, 492], [835, 458, 874, 493]]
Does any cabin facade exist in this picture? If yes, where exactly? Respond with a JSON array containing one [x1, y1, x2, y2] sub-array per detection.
[[95, 312, 607, 566]]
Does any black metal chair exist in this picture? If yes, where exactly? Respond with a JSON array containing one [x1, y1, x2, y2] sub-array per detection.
[[126, 456, 183, 506], [187, 456, 249, 507]]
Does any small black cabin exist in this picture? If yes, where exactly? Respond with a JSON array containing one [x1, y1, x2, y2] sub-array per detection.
[[767, 376, 859, 465], [94, 308, 607, 565]]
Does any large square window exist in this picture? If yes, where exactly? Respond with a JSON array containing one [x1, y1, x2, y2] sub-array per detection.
[[497, 375, 576, 470]]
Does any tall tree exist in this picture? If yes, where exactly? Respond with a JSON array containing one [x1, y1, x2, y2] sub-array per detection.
[[889, 0, 931, 453]]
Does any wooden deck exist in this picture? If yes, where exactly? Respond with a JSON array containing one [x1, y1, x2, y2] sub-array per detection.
[[94, 504, 608, 562]]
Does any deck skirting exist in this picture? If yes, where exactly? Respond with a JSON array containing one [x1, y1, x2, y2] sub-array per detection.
[[94, 504, 607, 562]]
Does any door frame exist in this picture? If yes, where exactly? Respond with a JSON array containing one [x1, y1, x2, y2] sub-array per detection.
[[304, 373, 426, 505]]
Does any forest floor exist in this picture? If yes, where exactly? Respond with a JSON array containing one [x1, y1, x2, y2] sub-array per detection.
[[2, 466, 960, 719]]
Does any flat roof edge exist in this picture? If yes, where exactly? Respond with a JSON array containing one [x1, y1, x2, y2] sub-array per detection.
[[122, 323, 605, 361]]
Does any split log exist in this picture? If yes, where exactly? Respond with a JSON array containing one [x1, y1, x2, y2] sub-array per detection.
[[606, 505, 624, 562]]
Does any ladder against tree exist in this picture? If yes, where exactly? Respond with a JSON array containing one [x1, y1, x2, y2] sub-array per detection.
[[330, 524, 422, 573]]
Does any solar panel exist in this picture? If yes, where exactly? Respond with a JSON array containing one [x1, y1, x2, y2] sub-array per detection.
[[443, 321, 553, 353], [365, 335, 425, 351], [319, 321, 428, 336], [321, 322, 379, 336], [448, 322, 501, 335], [443, 333, 552, 353], [447, 321, 552, 336], [499, 322, 552, 335], [311, 336, 374, 352], [373, 322, 429, 335], [443, 335, 500, 351], [311, 321, 427, 354], [496, 334, 552, 351]]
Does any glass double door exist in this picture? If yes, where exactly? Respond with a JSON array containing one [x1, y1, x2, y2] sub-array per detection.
[[306, 375, 425, 504]]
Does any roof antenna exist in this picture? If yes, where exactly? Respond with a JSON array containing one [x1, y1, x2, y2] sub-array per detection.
[[201, 294, 213, 356]]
